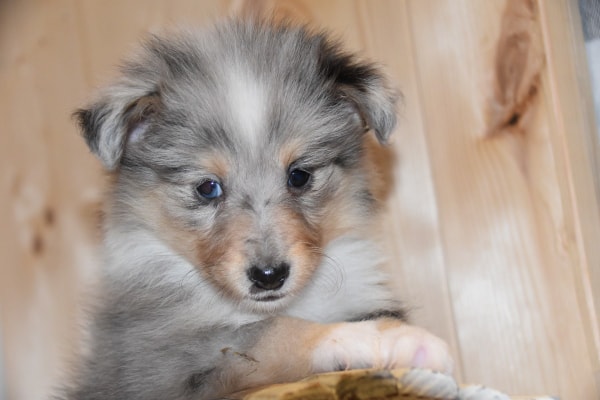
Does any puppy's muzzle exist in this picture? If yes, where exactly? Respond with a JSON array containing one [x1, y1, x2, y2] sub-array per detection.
[[247, 262, 290, 292]]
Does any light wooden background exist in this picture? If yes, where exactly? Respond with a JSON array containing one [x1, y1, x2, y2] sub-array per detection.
[[1, 1, 599, 399]]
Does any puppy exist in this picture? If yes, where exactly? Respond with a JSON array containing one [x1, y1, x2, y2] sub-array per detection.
[[62, 19, 452, 400]]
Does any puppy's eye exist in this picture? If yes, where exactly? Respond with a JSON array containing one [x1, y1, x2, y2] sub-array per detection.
[[196, 179, 223, 200], [287, 169, 311, 189]]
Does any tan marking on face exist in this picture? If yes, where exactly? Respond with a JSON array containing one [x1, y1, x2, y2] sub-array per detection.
[[362, 136, 393, 203], [187, 204, 323, 302], [138, 189, 198, 260], [319, 174, 372, 245], [192, 214, 253, 299], [137, 186, 255, 301], [278, 138, 305, 168], [124, 183, 244, 299], [272, 206, 323, 294], [201, 153, 230, 180]]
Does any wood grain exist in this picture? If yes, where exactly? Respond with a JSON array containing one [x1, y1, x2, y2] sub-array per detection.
[[1, 1, 598, 399]]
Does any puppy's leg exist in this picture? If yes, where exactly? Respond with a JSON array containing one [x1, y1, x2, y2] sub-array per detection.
[[311, 318, 453, 373], [218, 317, 453, 397]]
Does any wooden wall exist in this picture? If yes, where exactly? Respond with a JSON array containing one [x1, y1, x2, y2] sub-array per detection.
[[1, 1, 599, 399]]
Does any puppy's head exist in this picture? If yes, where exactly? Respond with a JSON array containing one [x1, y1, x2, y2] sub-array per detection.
[[76, 20, 398, 312]]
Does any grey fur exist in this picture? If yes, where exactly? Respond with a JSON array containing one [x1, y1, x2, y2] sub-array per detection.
[[63, 19, 400, 400]]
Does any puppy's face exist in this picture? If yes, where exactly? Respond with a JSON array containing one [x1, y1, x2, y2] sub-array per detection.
[[76, 21, 397, 312]]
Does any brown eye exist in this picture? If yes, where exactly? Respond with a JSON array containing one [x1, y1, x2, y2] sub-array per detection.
[[287, 169, 311, 189], [196, 179, 223, 200]]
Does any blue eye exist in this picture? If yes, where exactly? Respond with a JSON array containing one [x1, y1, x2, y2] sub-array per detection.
[[288, 169, 311, 189], [196, 179, 223, 200]]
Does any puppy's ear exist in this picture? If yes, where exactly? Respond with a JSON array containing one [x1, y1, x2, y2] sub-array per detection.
[[319, 39, 399, 143], [74, 89, 161, 170]]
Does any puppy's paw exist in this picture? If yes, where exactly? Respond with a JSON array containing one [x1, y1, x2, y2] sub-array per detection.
[[312, 320, 453, 374]]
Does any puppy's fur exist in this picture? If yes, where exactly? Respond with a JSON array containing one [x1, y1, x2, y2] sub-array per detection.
[[62, 19, 451, 400]]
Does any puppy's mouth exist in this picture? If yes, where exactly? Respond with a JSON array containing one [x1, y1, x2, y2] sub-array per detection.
[[252, 293, 285, 302]]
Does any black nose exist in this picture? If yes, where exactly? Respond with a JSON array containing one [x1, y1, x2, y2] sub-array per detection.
[[247, 263, 290, 291]]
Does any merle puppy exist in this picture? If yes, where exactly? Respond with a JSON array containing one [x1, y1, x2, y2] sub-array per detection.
[[62, 19, 452, 400]]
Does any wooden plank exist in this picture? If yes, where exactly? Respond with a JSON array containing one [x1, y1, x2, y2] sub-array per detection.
[[0, 1, 103, 399], [537, 0, 600, 370], [406, 0, 598, 398]]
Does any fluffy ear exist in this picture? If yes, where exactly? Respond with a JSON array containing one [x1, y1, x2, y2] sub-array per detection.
[[319, 38, 399, 143], [74, 88, 161, 171]]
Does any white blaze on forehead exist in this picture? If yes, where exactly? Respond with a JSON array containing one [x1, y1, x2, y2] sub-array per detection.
[[226, 69, 267, 146]]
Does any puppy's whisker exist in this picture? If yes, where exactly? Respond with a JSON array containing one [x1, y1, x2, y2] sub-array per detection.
[[296, 242, 345, 295], [319, 253, 346, 295]]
